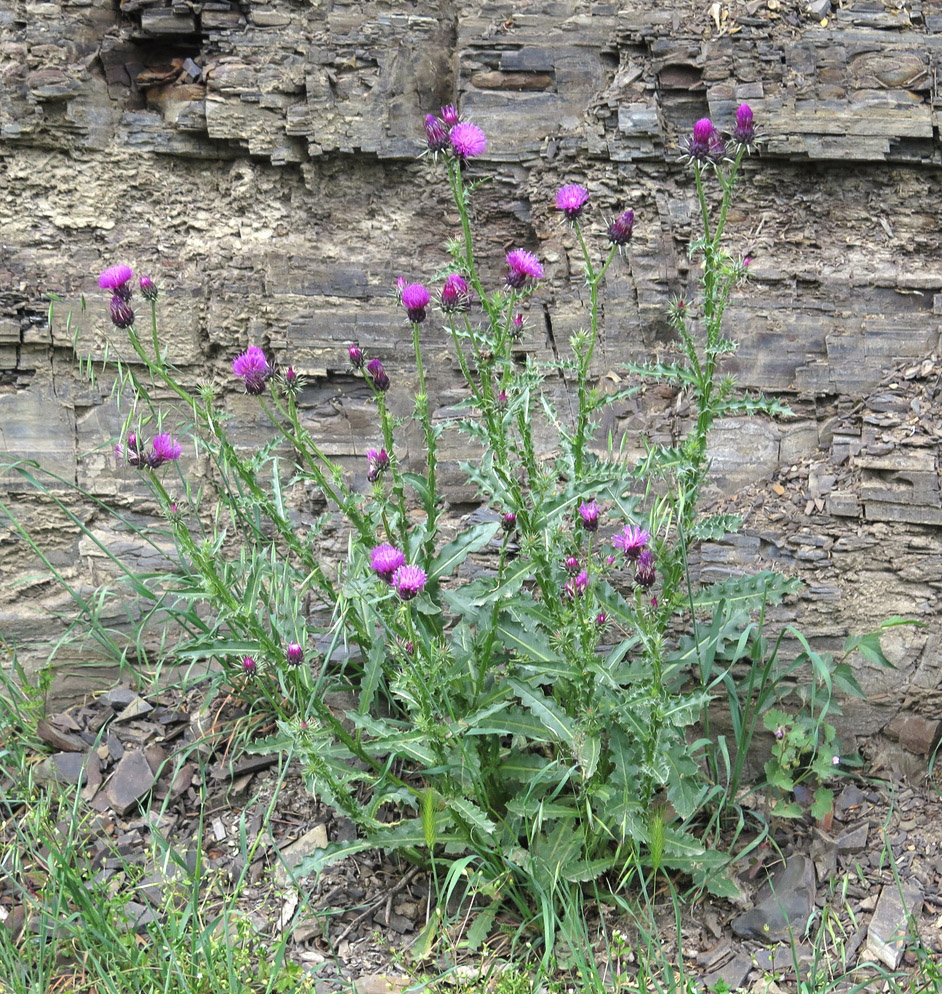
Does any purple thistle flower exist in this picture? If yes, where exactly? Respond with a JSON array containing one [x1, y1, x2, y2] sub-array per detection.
[[595, 612, 607, 627], [284, 366, 300, 390], [233, 346, 271, 395], [733, 102, 755, 147], [139, 275, 158, 301], [401, 282, 431, 323], [505, 249, 544, 289], [424, 114, 450, 154], [440, 104, 459, 126], [613, 524, 650, 561], [555, 184, 590, 221], [366, 446, 390, 482], [578, 500, 600, 532], [109, 295, 135, 329], [242, 655, 257, 675], [370, 543, 406, 583], [286, 642, 304, 666], [496, 389, 508, 408], [348, 345, 365, 369], [116, 432, 144, 468], [449, 121, 487, 160], [392, 563, 427, 601], [366, 358, 390, 392], [149, 433, 182, 468], [607, 209, 635, 247], [681, 117, 725, 165], [564, 555, 580, 574], [634, 549, 656, 588], [563, 570, 589, 601], [501, 511, 516, 532], [440, 273, 471, 313], [511, 313, 524, 339], [99, 264, 134, 296]]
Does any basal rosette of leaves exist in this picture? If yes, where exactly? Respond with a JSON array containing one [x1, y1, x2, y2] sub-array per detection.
[[9, 106, 904, 959]]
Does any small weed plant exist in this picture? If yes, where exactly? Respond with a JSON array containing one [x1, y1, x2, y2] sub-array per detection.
[[1, 104, 903, 967]]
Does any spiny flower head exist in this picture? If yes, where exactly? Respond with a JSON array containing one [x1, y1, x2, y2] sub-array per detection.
[[440, 104, 459, 126], [366, 357, 390, 392], [505, 249, 544, 289], [283, 366, 300, 389], [366, 447, 390, 482], [232, 346, 271, 395], [286, 643, 304, 666], [348, 344, 365, 369], [242, 655, 257, 675], [578, 500, 600, 532], [733, 102, 755, 147], [392, 563, 427, 601], [634, 549, 656, 588], [370, 543, 406, 583], [564, 555, 580, 574], [99, 264, 134, 296], [149, 433, 182, 467], [139, 275, 158, 301], [613, 524, 650, 560], [109, 295, 135, 329], [440, 273, 471, 313], [424, 113, 450, 154], [680, 117, 726, 165], [607, 209, 635, 247], [563, 570, 589, 601], [501, 511, 516, 532], [555, 183, 590, 221], [401, 282, 431, 323], [511, 313, 524, 339], [449, 121, 487, 160]]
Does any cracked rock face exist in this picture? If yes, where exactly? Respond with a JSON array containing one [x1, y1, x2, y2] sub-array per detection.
[[2, 1, 942, 741]]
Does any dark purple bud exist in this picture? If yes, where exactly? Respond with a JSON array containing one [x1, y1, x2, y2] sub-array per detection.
[[242, 655, 257, 675], [595, 612, 607, 627], [366, 358, 390, 392], [284, 366, 299, 387], [634, 549, 656, 589], [348, 345, 365, 369], [109, 295, 135, 329], [501, 511, 516, 533], [139, 275, 158, 301], [564, 555, 580, 574], [286, 643, 304, 666], [733, 103, 755, 146], [607, 210, 635, 247], [424, 113, 450, 154]]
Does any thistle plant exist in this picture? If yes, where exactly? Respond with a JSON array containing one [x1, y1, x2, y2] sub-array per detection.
[[3, 101, 897, 960]]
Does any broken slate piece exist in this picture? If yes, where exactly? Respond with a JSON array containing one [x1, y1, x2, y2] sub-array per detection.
[[37, 719, 86, 752], [51, 751, 90, 785], [837, 824, 869, 853], [864, 883, 923, 969], [732, 854, 816, 941], [106, 749, 157, 815], [113, 696, 153, 722], [275, 823, 329, 885], [703, 952, 752, 992]]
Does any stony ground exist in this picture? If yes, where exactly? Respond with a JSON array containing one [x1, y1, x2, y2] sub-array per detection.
[[3, 683, 942, 993]]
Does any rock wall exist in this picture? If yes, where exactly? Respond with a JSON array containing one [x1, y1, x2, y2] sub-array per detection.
[[0, 0, 940, 760]]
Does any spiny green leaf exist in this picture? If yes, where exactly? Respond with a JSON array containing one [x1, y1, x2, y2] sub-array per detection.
[[691, 570, 800, 611], [429, 520, 500, 582], [507, 678, 575, 745]]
